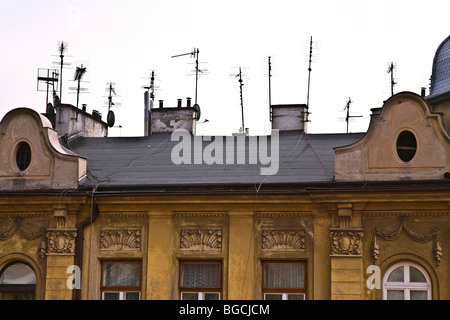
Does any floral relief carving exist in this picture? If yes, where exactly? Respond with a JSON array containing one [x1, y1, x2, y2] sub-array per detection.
[[330, 228, 363, 256], [45, 229, 77, 255], [99, 229, 141, 251], [180, 229, 222, 250], [262, 230, 306, 250]]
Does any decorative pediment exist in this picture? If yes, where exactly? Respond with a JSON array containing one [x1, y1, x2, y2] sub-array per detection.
[[0, 108, 86, 190], [334, 92, 450, 181]]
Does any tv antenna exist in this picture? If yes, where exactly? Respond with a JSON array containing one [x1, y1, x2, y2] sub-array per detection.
[[37, 68, 59, 112], [388, 62, 397, 96], [69, 64, 88, 110], [171, 47, 203, 121], [232, 67, 247, 133], [343, 97, 362, 133], [52, 41, 72, 102], [142, 70, 157, 101], [305, 36, 315, 123], [105, 82, 119, 127], [268, 56, 272, 121]]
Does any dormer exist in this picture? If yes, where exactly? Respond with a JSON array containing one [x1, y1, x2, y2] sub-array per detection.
[[334, 92, 450, 182], [0, 108, 86, 190]]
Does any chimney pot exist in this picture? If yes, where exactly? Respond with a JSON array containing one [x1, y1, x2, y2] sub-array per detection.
[[187, 97, 191, 108], [177, 99, 182, 108], [159, 100, 164, 108]]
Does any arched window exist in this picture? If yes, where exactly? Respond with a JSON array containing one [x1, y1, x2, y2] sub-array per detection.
[[383, 262, 431, 300], [0, 262, 36, 300]]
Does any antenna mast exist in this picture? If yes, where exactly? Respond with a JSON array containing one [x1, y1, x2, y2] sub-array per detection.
[[306, 36, 313, 123], [171, 48, 201, 105], [344, 97, 362, 134], [72, 64, 87, 109], [55, 41, 70, 102], [388, 62, 397, 96], [268, 56, 272, 121], [236, 67, 245, 132]]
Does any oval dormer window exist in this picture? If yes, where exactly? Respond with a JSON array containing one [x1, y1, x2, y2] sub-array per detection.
[[16, 142, 32, 171], [396, 130, 417, 162]]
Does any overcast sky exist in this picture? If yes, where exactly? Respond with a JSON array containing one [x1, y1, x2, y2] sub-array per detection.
[[0, 0, 449, 137]]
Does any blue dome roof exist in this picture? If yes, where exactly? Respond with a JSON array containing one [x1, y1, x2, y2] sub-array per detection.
[[429, 35, 450, 98]]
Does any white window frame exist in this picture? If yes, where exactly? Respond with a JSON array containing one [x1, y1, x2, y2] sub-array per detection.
[[102, 291, 141, 300], [181, 292, 221, 300], [263, 293, 305, 300], [383, 262, 431, 300]]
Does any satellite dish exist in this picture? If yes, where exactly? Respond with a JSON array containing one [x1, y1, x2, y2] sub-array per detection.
[[193, 104, 201, 121], [107, 110, 115, 127]]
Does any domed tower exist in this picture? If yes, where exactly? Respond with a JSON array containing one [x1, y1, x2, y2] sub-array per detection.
[[427, 35, 450, 130]]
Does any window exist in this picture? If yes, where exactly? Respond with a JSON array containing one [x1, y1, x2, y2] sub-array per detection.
[[101, 261, 141, 300], [383, 262, 431, 300], [16, 142, 32, 171], [179, 261, 221, 300], [396, 130, 417, 162], [0, 262, 36, 300], [262, 261, 306, 300]]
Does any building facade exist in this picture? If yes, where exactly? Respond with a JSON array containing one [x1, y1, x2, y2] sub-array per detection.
[[1, 36, 450, 300]]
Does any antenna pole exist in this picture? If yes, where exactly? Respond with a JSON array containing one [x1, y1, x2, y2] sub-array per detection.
[[306, 36, 313, 122], [268, 56, 272, 121], [238, 67, 245, 131], [195, 48, 199, 105], [58, 42, 65, 101]]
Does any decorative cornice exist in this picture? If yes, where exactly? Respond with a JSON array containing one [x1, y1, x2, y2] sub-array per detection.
[[262, 230, 306, 250], [175, 211, 228, 218], [99, 229, 141, 251], [180, 229, 222, 250], [371, 217, 442, 266]]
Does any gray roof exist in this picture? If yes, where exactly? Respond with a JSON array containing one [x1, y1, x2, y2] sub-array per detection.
[[68, 131, 364, 190], [429, 35, 450, 99]]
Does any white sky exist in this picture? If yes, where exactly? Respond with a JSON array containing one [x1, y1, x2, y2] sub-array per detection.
[[0, 0, 449, 137]]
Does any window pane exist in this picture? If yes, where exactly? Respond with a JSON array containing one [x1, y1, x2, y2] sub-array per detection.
[[409, 266, 427, 283], [410, 290, 428, 300], [288, 294, 305, 300], [103, 292, 120, 300], [181, 292, 199, 300], [387, 266, 404, 282], [205, 293, 220, 300], [0, 263, 36, 285], [264, 263, 304, 289], [182, 263, 220, 288], [387, 290, 404, 300], [265, 294, 283, 300], [126, 292, 140, 300], [103, 262, 140, 287]]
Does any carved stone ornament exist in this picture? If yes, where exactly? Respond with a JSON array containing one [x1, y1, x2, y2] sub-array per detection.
[[371, 217, 442, 266], [262, 230, 306, 250], [45, 229, 77, 255], [330, 228, 363, 256], [100, 229, 141, 251], [180, 229, 222, 250]]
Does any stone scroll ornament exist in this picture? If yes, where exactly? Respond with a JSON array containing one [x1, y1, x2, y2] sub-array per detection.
[[371, 217, 442, 266]]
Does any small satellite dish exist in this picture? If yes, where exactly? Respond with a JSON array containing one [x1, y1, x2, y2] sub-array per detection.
[[107, 110, 115, 127], [193, 104, 201, 121]]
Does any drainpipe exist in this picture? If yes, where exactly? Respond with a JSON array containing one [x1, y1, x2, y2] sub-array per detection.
[[72, 193, 99, 300]]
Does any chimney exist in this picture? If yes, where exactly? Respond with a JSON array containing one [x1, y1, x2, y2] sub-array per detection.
[[270, 104, 308, 132], [150, 99, 197, 134]]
